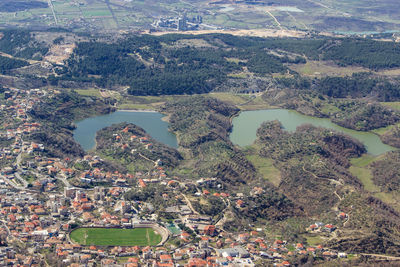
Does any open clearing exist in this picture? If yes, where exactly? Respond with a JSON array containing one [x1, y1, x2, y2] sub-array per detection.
[[247, 155, 281, 186], [349, 156, 400, 212], [288, 60, 368, 77], [70, 227, 161, 246]]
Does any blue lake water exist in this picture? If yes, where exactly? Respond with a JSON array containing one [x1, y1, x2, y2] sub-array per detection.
[[230, 109, 396, 156], [73, 111, 178, 151]]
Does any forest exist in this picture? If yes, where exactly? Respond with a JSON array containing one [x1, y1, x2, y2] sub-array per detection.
[[0, 29, 48, 60], [254, 121, 400, 255], [54, 33, 400, 97], [0, 55, 29, 74], [161, 96, 256, 185], [1, 30, 400, 98], [276, 73, 400, 101], [28, 90, 114, 158], [95, 122, 182, 171]]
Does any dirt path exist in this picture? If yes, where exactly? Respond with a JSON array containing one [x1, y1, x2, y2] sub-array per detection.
[[265, 10, 283, 30], [0, 51, 40, 64], [215, 199, 230, 228], [285, 11, 309, 30], [181, 194, 199, 215], [334, 190, 342, 201], [306, 0, 350, 17], [343, 214, 350, 227], [150, 29, 307, 38], [47, 0, 58, 25], [104, 0, 120, 29], [360, 253, 400, 261], [138, 153, 156, 165], [302, 164, 343, 186]]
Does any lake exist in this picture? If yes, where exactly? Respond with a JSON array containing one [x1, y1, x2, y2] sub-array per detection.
[[230, 109, 395, 156], [73, 111, 178, 151]]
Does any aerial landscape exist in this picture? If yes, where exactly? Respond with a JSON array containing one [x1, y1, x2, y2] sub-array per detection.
[[0, 0, 400, 266]]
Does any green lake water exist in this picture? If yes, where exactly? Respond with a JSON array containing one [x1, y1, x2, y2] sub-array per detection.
[[73, 111, 178, 151], [230, 109, 395, 156]]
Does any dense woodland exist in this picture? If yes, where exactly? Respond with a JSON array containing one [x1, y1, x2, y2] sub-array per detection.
[[371, 151, 400, 192], [0, 28, 400, 261], [62, 35, 295, 95], [96, 123, 182, 170], [29, 90, 114, 158], [161, 96, 257, 185], [381, 125, 400, 148], [276, 73, 400, 101], [1, 30, 400, 99], [46, 33, 400, 98], [0, 55, 28, 74], [0, 30, 48, 60], [255, 121, 400, 255]]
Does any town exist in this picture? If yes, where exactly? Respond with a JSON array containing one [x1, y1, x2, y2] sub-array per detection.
[[0, 86, 353, 266]]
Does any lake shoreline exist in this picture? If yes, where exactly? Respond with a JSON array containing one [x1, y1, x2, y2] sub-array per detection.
[[73, 111, 178, 151], [117, 109, 157, 113], [230, 108, 396, 156]]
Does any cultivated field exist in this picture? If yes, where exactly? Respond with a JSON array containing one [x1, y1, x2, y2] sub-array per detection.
[[70, 227, 162, 246], [0, 0, 399, 33]]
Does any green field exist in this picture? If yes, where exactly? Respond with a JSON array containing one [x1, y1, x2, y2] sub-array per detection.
[[246, 154, 281, 186], [70, 227, 162, 246], [1, 0, 399, 32]]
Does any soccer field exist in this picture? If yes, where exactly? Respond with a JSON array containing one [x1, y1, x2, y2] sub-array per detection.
[[70, 227, 162, 246]]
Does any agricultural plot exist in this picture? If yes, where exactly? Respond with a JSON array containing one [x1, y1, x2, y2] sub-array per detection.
[[70, 227, 162, 246], [0, 0, 399, 33]]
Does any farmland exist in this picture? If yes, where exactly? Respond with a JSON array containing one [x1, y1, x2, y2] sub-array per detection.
[[70, 227, 162, 246], [0, 0, 399, 33]]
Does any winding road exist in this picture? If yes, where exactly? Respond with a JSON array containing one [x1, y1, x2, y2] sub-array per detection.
[[181, 194, 199, 215]]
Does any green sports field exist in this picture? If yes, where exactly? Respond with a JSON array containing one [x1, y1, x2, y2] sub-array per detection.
[[70, 227, 162, 246]]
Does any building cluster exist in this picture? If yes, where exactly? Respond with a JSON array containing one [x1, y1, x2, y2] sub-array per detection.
[[153, 15, 203, 31], [0, 87, 353, 266]]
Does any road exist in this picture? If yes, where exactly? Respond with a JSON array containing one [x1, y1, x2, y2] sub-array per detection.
[[0, 51, 40, 65], [58, 173, 72, 187], [47, 0, 58, 25], [265, 10, 283, 30], [104, 0, 120, 29], [14, 153, 28, 188], [14, 173, 28, 188], [0, 174, 25, 191], [215, 198, 230, 228], [0, 220, 11, 236], [31, 170, 71, 188], [285, 11, 309, 30], [360, 253, 400, 261], [181, 194, 199, 215]]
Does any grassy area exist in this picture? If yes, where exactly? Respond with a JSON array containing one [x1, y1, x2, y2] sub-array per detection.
[[246, 154, 281, 186], [209, 92, 251, 106], [372, 122, 400, 136], [70, 227, 161, 246], [320, 103, 341, 114], [227, 72, 251, 78], [381, 102, 400, 110], [350, 154, 378, 167], [117, 95, 182, 111], [349, 166, 379, 192], [74, 89, 101, 97], [304, 234, 324, 246], [117, 103, 157, 110], [288, 60, 367, 77], [240, 97, 273, 110], [349, 156, 400, 212]]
